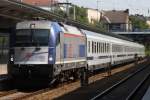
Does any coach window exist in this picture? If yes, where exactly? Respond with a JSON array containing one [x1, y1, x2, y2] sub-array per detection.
[[97, 42, 98, 53], [98, 42, 100, 53], [88, 41, 90, 53], [112, 44, 115, 52], [100, 43, 102, 53], [93, 41, 95, 53], [101, 43, 103, 53], [105, 43, 106, 53], [103, 43, 106, 53], [103, 43, 105, 53], [98, 43, 99, 53], [108, 43, 110, 52], [97, 42, 99, 53], [102, 43, 104, 53], [102, 43, 103, 53], [106, 43, 107, 53], [107, 43, 109, 52], [95, 42, 96, 53], [106, 43, 108, 52], [104, 43, 105, 53], [101, 43, 102, 53], [99, 43, 100, 53], [105, 43, 107, 53], [92, 41, 94, 53]]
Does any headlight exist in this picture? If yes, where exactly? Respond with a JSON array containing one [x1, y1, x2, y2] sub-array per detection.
[[10, 55, 14, 61], [49, 56, 53, 61]]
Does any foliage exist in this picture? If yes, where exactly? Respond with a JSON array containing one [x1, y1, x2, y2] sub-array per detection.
[[145, 44, 150, 56], [52, 5, 106, 31], [69, 6, 88, 24], [0, 37, 9, 46], [53, 8, 66, 17], [92, 20, 107, 32], [130, 15, 149, 31], [145, 49, 150, 56]]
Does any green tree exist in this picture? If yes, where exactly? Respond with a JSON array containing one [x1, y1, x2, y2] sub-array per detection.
[[92, 20, 107, 32], [53, 5, 107, 31], [69, 6, 88, 24], [130, 15, 149, 31], [69, 6, 106, 31]]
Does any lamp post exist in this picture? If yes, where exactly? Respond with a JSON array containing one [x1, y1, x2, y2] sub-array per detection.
[[55, 2, 76, 20]]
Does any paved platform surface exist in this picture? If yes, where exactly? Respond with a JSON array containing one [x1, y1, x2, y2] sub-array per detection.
[[142, 86, 150, 100], [0, 64, 7, 75]]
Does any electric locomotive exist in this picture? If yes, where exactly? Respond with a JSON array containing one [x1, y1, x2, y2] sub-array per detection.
[[8, 21, 87, 82]]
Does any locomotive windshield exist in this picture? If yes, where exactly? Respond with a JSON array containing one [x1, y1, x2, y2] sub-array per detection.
[[15, 29, 49, 46]]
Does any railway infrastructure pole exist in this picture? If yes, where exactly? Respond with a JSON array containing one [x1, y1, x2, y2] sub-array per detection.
[[134, 54, 138, 66], [80, 68, 89, 87], [108, 63, 111, 76], [105, 63, 111, 77]]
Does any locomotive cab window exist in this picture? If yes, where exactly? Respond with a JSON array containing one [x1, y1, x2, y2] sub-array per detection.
[[15, 29, 50, 46]]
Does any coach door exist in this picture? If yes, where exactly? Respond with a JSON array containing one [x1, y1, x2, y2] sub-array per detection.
[[0, 35, 9, 64], [110, 43, 114, 64]]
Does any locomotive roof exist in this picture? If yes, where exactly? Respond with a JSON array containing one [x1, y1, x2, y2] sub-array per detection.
[[61, 24, 84, 36]]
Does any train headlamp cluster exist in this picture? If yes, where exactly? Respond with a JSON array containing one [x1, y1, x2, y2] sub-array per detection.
[[49, 56, 53, 61], [10, 55, 14, 62]]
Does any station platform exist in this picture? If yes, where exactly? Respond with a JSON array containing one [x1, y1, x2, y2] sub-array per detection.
[[142, 86, 150, 100], [0, 64, 7, 75]]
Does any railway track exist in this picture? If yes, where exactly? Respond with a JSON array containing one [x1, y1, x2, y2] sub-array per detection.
[[126, 72, 150, 100], [0, 87, 53, 100], [0, 79, 77, 100], [23, 60, 148, 100], [0, 60, 147, 100], [0, 90, 18, 97], [91, 62, 150, 100]]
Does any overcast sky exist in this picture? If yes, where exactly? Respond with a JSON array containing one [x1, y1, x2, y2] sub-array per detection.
[[59, 0, 150, 16]]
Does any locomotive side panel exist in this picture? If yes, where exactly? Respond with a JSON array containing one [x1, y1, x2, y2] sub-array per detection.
[[58, 24, 87, 71]]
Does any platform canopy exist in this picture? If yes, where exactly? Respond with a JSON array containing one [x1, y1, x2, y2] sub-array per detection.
[[0, 0, 64, 21], [0, 0, 132, 41]]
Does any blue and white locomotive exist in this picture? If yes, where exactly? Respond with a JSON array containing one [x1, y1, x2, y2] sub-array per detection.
[[8, 20, 145, 82]]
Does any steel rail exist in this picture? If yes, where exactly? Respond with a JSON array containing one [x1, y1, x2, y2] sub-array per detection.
[[90, 63, 149, 100], [0, 89, 18, 97], [126, 72, 150, 100]]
